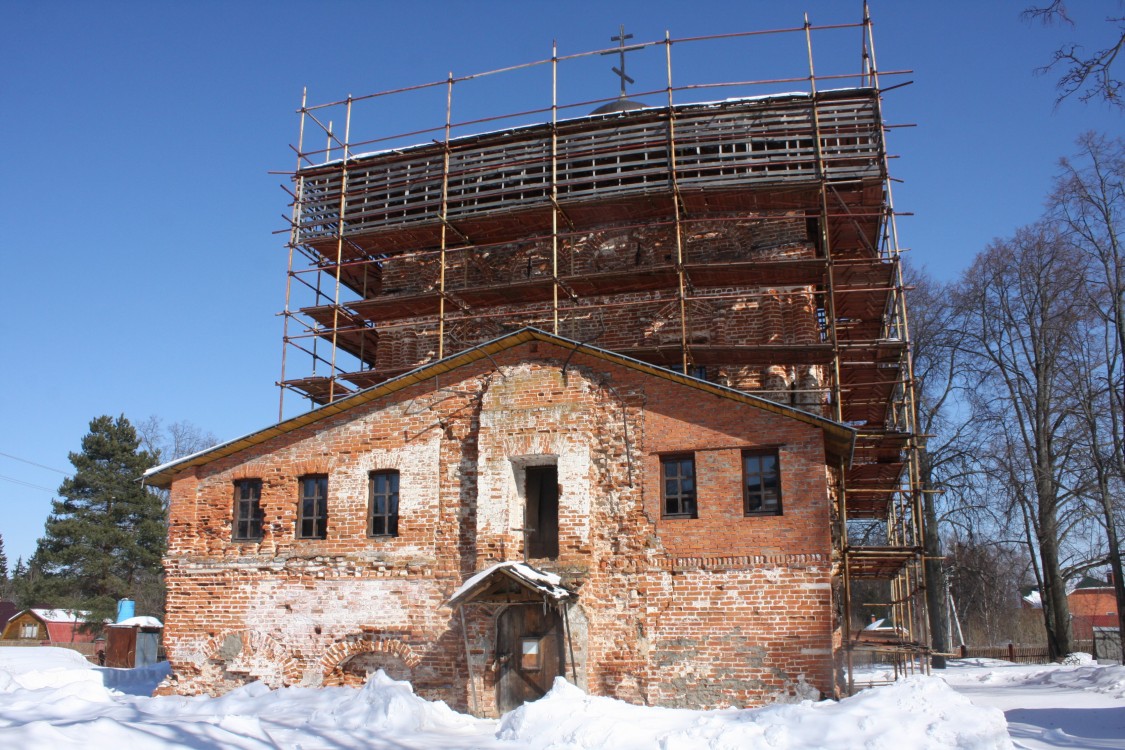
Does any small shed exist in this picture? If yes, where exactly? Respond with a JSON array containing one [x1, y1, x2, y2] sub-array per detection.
[[105, 616, 163, 668]]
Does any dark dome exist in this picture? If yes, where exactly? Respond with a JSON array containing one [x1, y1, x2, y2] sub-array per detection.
[[590, 97, 648, 115]]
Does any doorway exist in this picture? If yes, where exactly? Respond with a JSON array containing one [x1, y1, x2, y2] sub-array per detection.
[[524, 465, 559, 559], [495, 604, 566, 712]]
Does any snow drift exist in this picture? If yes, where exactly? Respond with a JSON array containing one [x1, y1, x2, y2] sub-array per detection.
[[499, 676, 1012, 750], [0, 647, 1027, 749]]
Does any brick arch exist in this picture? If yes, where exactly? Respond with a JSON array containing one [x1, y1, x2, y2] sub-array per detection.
[[294, 458, 332, 476], [320, 635, 421, 686], [197, 629, 301, 688]]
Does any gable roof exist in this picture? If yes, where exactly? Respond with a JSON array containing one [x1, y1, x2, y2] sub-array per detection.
[[144, 327, 855, 488], [447, 561, 574, 608], [2, 608, 99, 643], [1073, 574, 1114, 590], [31, 608, 91, 624]]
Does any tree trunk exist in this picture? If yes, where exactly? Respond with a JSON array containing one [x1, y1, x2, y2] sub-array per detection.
[[1096, 474, 1125, 665], [1038, 530, 1073, 660], [922, 474, 949, 668]]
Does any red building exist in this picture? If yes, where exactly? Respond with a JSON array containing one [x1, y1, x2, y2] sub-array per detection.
[[1070, 575, 1120, 641], [148, 330, 853, 712], [0, 608, 99, 644]]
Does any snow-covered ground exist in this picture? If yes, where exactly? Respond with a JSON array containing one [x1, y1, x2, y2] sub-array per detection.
[[0, 647, 1121, 749], [942, 657, 1125, 750]]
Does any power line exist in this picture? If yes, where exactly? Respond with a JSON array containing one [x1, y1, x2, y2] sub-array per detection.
[[0, 451, 69, 476], [0, 473, 56, 493]]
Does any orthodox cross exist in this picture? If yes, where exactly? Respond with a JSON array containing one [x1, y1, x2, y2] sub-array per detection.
[[602, 25, 642, 99]]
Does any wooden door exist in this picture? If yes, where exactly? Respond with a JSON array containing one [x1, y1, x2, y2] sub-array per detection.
[[496, 604, 565, 713]]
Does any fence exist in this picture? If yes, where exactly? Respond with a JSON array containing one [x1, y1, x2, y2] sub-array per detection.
[[958, 644, 1048, 663], [1093, 628, 1122, 662], [0, 640, 99, 662]]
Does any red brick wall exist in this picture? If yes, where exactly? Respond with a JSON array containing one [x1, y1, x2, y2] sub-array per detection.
[[367, 217, 828, 416], [162, 340, 836, 711], [1069, 588, 1118, 640]]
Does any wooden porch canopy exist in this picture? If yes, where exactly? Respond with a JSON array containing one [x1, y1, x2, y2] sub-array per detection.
[[448, 562, 577, 715], [447, 562, 574, 608]]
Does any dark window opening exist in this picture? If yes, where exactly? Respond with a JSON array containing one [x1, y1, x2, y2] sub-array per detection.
[[297, 475, 328, 539], [233, 479, 263, 541], [743, 450, 781, 516], [661, 455, 697, 518], [525, 465, 559, 559], [368, 470, 400, 537]]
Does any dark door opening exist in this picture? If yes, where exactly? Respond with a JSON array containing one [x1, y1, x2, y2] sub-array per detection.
[[496, 604, 566, 713], [525, 465, 559, 560]]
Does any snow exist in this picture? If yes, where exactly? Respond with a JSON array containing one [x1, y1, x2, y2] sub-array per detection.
[[30, 608, 91, 623], [499, 676, 1009, 750], [448, 561, 571, 605], [112, 616, 164, 629], [3, 647, 1124, 749], [869, 658, 1125, 749]]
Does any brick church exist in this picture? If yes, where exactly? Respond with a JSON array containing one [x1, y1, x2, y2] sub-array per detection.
[[147, 329, 850, 712], [147, 21, 925, 714]]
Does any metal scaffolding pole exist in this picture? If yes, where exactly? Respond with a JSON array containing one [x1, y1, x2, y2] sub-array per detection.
[[279, 87, 309, 420], [327, 100, 353, 404], [439, 73, 454, 360], [551, 42, 560, 336], [664, 32, 690, 373]]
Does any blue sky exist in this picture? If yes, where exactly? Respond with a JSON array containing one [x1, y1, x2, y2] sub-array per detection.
[[1, 1, 1120, 569]]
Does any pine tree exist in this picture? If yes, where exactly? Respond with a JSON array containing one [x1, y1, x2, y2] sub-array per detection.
[[0, 534, 9, 599], [10, 556, 38, 608], [33, 415, 163, 623], [0, 533, 8, 583], [13, 553, 50, 609]]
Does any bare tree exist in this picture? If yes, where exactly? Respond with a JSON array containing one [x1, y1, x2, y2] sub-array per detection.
[[1050, 133, 1125, 662], [136, 415, 218, 517], [135, 415, 218, 464], [907, 266, 985, 666], [955, 224, 1093, 660], [946, 537, 1036, 646], [1024, 2, 1125, 108]]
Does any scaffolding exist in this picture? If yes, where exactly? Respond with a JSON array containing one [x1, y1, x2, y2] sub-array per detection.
[[276, 5, 930, 693]]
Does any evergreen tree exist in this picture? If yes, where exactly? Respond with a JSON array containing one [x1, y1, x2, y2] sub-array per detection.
[[9, 556, 41, 609], [14, 553, 50, 609], [0, 534, 8, 599], [33, 415, 163, 623]]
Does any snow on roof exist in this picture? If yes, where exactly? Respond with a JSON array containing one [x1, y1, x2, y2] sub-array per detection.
[[449, 561, 570, 605], [111, 616, 163, 629], [31, 609, 92, 623], [1022, 590, 1043, 608]]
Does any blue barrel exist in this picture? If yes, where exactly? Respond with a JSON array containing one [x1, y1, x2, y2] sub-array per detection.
[[116, 599, 135, 622]]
